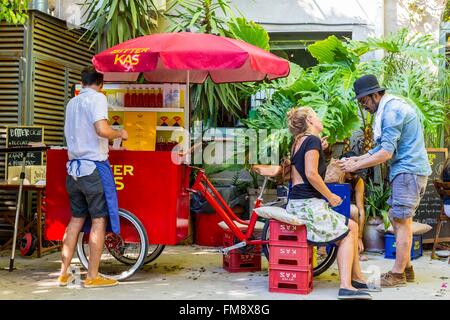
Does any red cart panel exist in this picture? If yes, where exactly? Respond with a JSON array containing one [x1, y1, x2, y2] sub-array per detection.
[[45, 149, 190, 245]]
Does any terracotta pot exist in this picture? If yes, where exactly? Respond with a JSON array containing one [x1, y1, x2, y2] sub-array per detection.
[[363, 217, 385, 253]]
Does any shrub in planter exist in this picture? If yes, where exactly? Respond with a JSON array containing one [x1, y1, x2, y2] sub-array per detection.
[[364, 180, 391, 252]]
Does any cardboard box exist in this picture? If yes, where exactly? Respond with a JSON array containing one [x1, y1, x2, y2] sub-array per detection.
[[7, 165, 46, 185]]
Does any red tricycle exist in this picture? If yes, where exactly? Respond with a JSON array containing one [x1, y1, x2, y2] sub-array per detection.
[[46, 150, 338, 280]]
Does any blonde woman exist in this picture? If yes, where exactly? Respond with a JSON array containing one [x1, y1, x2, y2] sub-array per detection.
[[286, 107, 379, 300]]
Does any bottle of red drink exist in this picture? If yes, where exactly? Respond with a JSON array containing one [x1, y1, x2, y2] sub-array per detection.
[[157, 88, 163, 108], [149, 88, 156, 108], [129, 88, 135, 107], [143, 87, 150, 107], [124, 87, 131, 107], [137, 86, 144, 107]]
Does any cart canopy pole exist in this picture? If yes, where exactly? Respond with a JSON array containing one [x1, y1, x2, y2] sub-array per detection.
[[185, 70, 191, 165]]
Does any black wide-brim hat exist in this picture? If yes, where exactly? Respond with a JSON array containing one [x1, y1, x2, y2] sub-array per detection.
[[353, 74, 386, 100]]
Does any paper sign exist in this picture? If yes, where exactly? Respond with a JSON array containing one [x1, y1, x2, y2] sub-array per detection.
[[122, 112, 156, 151]]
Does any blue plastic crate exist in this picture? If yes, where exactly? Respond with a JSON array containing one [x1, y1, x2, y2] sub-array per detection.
[[288, 182, 351, 218], [326, 183, 351, 218], [384, 234, 423, 260]]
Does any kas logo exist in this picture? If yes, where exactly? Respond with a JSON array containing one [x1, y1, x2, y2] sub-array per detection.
[[111, 48, 149, 67], [280, 248, 297, 255], [240, 254, 253, 261], [280, 224, 297, 232], [280, 272, 297, 281]]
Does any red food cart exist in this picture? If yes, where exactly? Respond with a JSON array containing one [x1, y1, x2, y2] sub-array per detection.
[[45, 32, 290, 280]]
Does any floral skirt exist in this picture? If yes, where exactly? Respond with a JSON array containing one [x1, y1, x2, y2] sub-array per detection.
[[286, 198, 349, 245]]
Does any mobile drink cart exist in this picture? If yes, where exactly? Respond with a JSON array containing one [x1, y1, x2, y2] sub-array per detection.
[[45, 32, 290, 280]]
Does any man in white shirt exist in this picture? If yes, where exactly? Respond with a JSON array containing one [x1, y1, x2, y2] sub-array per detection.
[[58, 68, 128, 288]]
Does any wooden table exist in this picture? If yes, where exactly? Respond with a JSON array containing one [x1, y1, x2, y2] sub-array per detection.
[[0, 182, 60, 257]]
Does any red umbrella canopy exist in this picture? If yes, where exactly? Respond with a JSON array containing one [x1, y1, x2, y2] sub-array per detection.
[[92, 32, 289, 84]]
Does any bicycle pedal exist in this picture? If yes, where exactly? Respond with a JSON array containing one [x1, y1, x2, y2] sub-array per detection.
[[220, 241, 247, 255]]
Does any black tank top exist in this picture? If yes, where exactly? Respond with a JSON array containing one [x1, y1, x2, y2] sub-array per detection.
[[290, 135, 327, 199]]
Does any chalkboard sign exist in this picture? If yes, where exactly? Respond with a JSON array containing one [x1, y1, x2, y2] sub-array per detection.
[[5, 126, 44, 168], [415, 148, 449, 242]]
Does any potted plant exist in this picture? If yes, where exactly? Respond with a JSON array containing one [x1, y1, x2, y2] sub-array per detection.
[[364, 179, 391, 253]]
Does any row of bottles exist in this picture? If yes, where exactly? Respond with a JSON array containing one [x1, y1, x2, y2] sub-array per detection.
[[124, 87, 164, 108]]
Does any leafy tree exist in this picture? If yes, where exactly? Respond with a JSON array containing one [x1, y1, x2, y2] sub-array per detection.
[[0, 0, 29, 24], [80, 0, 160, 49]]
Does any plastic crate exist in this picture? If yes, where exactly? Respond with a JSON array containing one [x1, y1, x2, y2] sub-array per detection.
[[269, 264, 313, 294], [223, 230, 261, 254], [325, 183, 351, 218], [269, 220, 307, 243], [269, 241, 313, 267], [223, 252, 261, 272], [384, 234, 423, 260]]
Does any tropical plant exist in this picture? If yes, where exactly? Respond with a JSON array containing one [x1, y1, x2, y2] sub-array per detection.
[[272, 36, 362, 145], [166, 0, 234, 35], [365, 179, 391, 230], [364, 28, 442, 81], [80, 0, 160, 49], [242, 92, 296, 160], [0, 0, 28, 24], [359, 28, 448, 147], [166, 0, 271, 127], [386, 68, 447, 145]]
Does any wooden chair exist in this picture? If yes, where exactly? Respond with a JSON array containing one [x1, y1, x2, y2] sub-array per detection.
[[431, 180, 450, 262]]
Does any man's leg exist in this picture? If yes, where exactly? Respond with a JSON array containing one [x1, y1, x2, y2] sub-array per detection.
[[60, 217, 86, 276], [86, 216, 107, 279], [391, 217, 413, 274]]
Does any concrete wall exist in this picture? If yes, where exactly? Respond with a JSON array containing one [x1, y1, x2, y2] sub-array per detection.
[[52, 0, 446, 41], [231, 0, 446, 39], [230, 0, 382, 40]]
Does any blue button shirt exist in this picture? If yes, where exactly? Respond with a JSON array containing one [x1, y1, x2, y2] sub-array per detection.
[[368, 96, 432, 182]]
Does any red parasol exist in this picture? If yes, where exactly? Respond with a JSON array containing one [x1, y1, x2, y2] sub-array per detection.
[[92, 32, 289, 84]]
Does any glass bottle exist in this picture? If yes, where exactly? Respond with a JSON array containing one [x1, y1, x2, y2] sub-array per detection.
[[124, 86, 131, 107], [149, 88, 156, 108]]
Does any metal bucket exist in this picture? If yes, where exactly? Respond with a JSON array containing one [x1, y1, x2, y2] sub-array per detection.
[[31, 0, 49, 13]]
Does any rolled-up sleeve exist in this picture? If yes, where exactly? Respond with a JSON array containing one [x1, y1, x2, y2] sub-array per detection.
[[378, 103, 405, 154], [368, 144, 382, 155]]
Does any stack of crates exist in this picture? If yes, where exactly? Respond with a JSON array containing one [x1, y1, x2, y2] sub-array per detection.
[[222, 229, 262, 272], [268, 220, 313, 294]]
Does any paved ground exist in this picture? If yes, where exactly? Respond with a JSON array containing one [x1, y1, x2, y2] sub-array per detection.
[[0, 246, 449, 300]]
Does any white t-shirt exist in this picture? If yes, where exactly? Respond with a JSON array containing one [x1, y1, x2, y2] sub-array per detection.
[[64, 87, 109, 177]]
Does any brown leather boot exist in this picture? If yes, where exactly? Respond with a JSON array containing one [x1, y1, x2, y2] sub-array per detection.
[[404, 265, 415, 282], [380, 271, 407, 287]]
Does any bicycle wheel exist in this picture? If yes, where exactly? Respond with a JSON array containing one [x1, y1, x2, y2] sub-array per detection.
[[261, 220, 338, 277], [76, 209, 148, 280], [111, 242, 165, 265]]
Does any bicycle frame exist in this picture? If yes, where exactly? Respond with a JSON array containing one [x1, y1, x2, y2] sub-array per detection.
[[188, 166, 268, 247]]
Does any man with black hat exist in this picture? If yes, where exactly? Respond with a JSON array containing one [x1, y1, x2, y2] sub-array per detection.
[[338, 74, 431, 288]]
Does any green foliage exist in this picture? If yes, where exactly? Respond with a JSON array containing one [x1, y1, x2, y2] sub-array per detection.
[[242, 29, 448, 155], [366, 28, 442, 80], [226, 17, 270, 51], [386, 69, 447, 144], [365, 179, 391, 229], [361, 28, 448, 147], [166, 0, 233, 35], [241, 93, 296, 159], [80, 0, 159, 49], [192, 80, 245, 127], [0, 0, 28, 24]]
